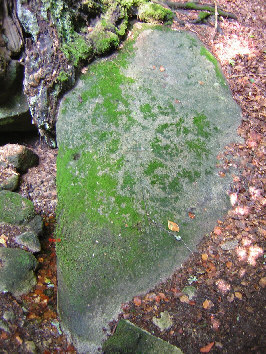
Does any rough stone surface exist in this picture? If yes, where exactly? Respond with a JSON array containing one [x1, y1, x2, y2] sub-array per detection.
[[0, 247, 38, 297], [15, 231, 41, 253], [0, 190, 35, 225], [103, 319, 183, 353], [0, 144, 39, 173], [56, 26, 242, 351], [0, 165, 19, 191]]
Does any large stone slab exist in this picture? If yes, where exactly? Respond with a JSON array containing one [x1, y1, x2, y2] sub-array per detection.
[[56, 25, 242, 352]]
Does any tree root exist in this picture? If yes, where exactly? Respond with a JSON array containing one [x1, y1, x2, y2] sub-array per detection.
[[153, 1, 237, 20]]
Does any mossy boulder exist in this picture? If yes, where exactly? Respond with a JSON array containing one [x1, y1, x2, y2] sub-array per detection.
[[0, 247, 38, 297], [56, 25, 242, 351], [0, 191, 35, 225]]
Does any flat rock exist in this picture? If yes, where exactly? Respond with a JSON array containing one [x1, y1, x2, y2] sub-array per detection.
[[56, 25, 242, 351], [103, 319, 183, 353], [0, 247, 38, 297]]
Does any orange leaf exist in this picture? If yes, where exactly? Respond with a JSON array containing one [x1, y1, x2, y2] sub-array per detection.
[[200, 341, 215, 352], [188, 212, 195, 219], [133, 297, 142, 306], [158, 292, 166, 300], [159, 65, 165, 72], [203, 299, 213, 309], [202, 253, 208, 261], [168, 220, 179, 232]]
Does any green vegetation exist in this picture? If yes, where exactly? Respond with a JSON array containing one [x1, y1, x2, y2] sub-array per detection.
[[138, 3, 174, 24]]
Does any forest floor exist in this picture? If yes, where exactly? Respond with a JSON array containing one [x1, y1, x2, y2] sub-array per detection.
[[0, 0, 265, 353]]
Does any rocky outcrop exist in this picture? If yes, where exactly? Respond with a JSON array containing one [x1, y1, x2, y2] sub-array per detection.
[[13, 0, 173, 146]]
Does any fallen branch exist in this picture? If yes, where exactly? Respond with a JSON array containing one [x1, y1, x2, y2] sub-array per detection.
[[153, 1, 237, 20]]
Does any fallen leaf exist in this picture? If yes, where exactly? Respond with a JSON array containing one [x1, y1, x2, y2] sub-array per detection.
[[203, 299, 214, 309], [152, 65, 156, 70], [198, 81, 204, 85], [200, 341, 215, 352], [188, 212, 195, 219], [133, 296, 142, 306], [159, 65, 165, 72], [234, 291, 242, 300], [213, 226, 222, 235], [259, 277, 266, 288], [158, 292, 166, 300], [168, 220, 179, 232], [202, 253, 208, 261], [179, 295, 189, 303], [226, 261, 232, 268]]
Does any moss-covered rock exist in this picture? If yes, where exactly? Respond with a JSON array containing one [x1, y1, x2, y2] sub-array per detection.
[[0, 190, 35, 225], [138, 2, 174, 23]]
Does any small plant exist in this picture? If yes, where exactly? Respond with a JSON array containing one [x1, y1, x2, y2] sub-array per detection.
[[188, 275, 197, 284], [229, 59, 235, 66]]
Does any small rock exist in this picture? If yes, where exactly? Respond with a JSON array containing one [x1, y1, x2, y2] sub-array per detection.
[[0, 165, 20, 191], [24, 341, 37, 353], [0, 319, 10, 333], [3, 309, 15, 322], [182, 285, 197, 300], [0, 247, 38, 297], [26, 215, 43, 237], [0, 144, 39, 173], [220, 239, 239, 250], [15, 231, 41, 253], [152, 311, 173, 331], [0, 190, 35, 225]]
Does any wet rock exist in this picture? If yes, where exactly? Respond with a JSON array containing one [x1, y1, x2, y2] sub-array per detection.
[[0, 247, 38, 297]]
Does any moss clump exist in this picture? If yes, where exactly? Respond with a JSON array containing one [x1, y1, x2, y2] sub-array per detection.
[[62, 33, 93, 66], [138, 3, 174, 24], [56, 70, 70, 83], [91, 30, 120, 56], [200, 46, 227, 86]]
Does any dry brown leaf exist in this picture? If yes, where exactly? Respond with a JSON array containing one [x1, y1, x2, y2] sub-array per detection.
[[202, 253, 208, 261], [234, 291, 243, 300], [259, 277, 266, 288], [200, 341, 215, 353], [203, 299, 213, 309], [179, 295, 189, 303], [168, 220, 179, 232], [133, 296, 142, 307]]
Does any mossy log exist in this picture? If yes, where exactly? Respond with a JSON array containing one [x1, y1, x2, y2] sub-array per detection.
[[154, 1, 237, 20]]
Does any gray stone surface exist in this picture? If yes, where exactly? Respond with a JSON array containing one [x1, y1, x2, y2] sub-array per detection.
[[56, 25, 242, 351], [103, 319, 183, 353], [15, 231, 41, 253], [0, 247, 38, 297]]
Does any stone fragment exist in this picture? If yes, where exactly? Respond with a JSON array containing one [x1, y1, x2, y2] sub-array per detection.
[[220, 239, 239, 250], [15, 231, 41, 253], [0, 247, 38, 297], [152, 311, 173, 331], [0, 165, 20, 191], [182, 285, 197, 300], [103, 319, 182, 353]]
